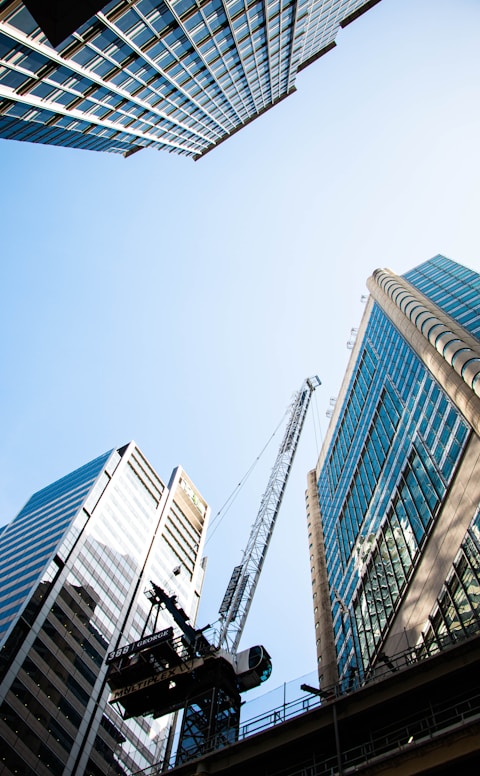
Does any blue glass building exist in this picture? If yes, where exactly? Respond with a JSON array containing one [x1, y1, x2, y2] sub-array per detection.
[[0, 0, 381, 158], [0, 442, 210, 775], [307, 256, 480, 688]]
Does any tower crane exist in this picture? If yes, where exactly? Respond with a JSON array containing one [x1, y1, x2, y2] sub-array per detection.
[[106, 376, 321, 765]]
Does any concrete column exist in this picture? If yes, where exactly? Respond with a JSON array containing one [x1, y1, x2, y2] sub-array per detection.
[[306, 469, 338, 688]]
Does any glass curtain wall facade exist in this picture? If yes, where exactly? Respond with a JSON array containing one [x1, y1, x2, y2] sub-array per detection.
[[306, 256, 480, 689], [0, 441, 210, 775], [0, 0, 381, 158], [422, 506, 480, 651]]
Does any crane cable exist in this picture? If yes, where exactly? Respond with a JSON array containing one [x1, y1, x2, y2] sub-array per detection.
[[205, 408, 289, 546], [311, 387, 324, 458]]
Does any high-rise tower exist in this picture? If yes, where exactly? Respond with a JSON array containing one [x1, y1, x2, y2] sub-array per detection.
[[307, 255, 480, 689], [0, 442, 210, 775], [0, 0, 381, 157]]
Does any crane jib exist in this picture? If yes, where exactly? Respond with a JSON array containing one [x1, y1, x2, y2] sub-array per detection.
[[218, 375, 321, 651], [279, 390, 309, 454]]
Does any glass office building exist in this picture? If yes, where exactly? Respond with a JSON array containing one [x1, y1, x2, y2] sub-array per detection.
[[0, 0, 381, 158], [0, 442, 210, 775], [306, 256, 480, 688]]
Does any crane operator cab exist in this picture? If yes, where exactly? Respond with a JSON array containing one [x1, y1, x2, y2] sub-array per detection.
[[232, 645, 272, 692]]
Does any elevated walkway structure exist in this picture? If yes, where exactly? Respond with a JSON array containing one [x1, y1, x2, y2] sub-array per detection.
[[138, 628, 480, 775]]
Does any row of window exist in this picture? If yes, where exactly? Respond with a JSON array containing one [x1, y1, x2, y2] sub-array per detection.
[[423, 509, 480, 649], [405, 255, 480, 340], [0, 35, 236, 151], [49, 598, 107, 668], [325, 345, 378, 492], [301, 0, 350, 60], [0, 708, 65, 774], [377, 272, 480, 394], [337, 384, 401, 565], [353, 443, 445, 666], [0, 519, 74, 593], [15, 452, 111, 515], [317, 289, 474, 680], [0, 111, 136, 152], [0, 0, 364, 156]]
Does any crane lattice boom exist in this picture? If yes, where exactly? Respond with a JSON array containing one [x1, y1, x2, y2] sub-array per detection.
[[218, 375, 321, 652]]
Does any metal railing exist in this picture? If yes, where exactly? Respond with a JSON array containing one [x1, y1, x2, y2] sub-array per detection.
[[135, 623, 480, 773], [270, 688, 480, 776]]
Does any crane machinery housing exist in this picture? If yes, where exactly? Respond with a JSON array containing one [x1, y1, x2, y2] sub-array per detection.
[[106, 376, 321, 765]]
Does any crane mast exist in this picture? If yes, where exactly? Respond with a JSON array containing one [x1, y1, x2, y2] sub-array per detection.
[[218, 375, 321, 652]]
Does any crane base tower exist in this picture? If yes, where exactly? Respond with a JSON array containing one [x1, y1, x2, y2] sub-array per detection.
[[107, 584, 271, 764]]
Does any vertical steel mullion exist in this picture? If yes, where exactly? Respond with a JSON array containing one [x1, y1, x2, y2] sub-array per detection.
[[261, 0, 274, 102]]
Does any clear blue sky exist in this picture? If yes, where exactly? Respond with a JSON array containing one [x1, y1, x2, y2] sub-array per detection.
[[1, 0, 479, 690]]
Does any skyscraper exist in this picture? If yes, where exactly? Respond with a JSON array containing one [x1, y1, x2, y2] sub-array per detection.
[[0, 0, 381, 158], [306, 255, 480, 689], [0, 442, 210, 775]]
